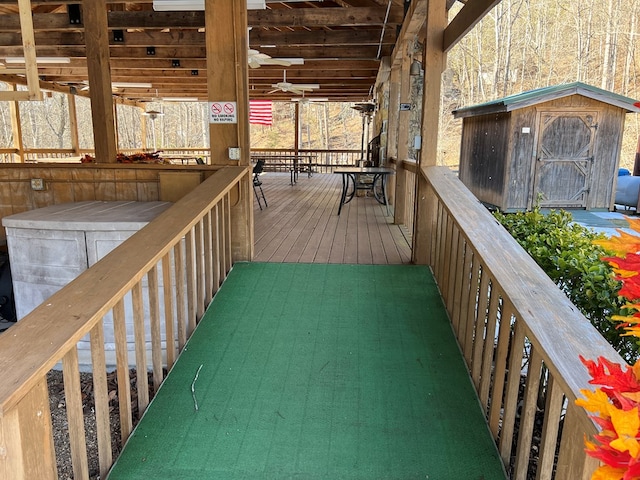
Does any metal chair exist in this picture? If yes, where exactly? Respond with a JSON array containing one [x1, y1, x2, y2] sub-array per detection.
[[253, 160, 268, 210]]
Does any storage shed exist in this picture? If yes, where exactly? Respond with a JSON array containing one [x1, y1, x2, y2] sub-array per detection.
[[452, 82, 640, 211]]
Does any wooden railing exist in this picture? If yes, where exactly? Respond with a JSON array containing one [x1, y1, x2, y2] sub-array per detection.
[[250, 148, 362, 172], [0, 148, 19, 163], [421, 166, 616, 479], [0, 166, 248, 480]]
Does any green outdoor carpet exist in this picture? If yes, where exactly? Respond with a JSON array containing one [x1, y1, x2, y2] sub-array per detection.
[[108, 263, 505, 480]]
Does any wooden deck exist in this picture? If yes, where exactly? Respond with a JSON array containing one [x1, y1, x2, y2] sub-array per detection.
[[253, 172, 412, 264]]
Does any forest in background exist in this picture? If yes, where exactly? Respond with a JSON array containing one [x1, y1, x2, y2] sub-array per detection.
[[2, 0, 640, 169]]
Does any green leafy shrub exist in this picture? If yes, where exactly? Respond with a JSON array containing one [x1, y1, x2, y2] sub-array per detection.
[[493, 207, 639, 362]]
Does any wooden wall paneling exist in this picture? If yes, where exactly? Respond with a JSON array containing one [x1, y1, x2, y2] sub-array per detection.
[[9, 168, 32, 215], [95, 167, 117, 200], [134, 169, 159, 201], [50, 167, 76, 204], [114, 168, 139, 200], [70, 167, 97, 201]]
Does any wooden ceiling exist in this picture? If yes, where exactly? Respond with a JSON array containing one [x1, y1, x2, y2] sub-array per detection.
[[0, 0, 408, 104]]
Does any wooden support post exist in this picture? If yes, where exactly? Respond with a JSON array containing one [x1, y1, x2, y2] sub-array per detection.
[[0, 379, 57, 479], [413, 0, 447, 265], [67, 93, 80, 156], [9, 84, 24, 163], [140, 106, 148, 151], [83, 0, 118, 163], [393, 43, 411, 226], [294, 102, 300, 156], [386, 60, 401, 207], [205, 0, 253, 260]]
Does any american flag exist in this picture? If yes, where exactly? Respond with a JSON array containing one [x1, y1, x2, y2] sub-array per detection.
[[249, 100, 273, 126]]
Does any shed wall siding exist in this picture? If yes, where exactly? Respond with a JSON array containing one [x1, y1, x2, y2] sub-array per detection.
[[589, 104, 625, 210], [458, 112, 510, 208], [505, 108, 537, 209]]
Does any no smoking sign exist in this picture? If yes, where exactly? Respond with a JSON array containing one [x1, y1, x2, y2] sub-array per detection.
[[209, 101, 237, 124]]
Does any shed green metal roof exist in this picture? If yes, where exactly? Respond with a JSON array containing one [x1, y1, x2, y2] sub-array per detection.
[[452, 82, 640, 119]]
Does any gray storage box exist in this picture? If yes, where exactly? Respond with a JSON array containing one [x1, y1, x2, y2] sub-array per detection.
[[3, 201, 173, 366]]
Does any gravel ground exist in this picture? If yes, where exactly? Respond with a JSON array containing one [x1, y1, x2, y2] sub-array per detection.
[[47, 369, 154, 480]]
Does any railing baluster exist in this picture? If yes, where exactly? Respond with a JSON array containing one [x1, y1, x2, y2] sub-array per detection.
[[479, 281, 500, 411], [489, 292, 511, 436], [185, 228, 196, 336], [195, 218, 205, 320], [499, 313, 526, 465], [162, 252, 177, 369], [132, 282, 149, 416], [462, 252, 480, 365], [113, 298, 133, 442], [203, 210, 214, 305], [471, 265, 490, 387], [536, 374, 564, 480], [174, 239, 187, 351], [555, 402, 599, 480], [213, 203, 221, 291], [148, 265, 163, 393], [89, 321, 112, 478], [450, 230, 465, 333], [513, 345, 543, 479], [62, 347, 89, 480], [225, 192, 232, 275]]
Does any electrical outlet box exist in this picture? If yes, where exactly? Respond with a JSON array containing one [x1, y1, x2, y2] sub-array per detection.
[[228, 147, 241, 160], [31, 178, 45, 190]]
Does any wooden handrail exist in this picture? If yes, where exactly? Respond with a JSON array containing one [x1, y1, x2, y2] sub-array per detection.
[[422, 166, 612, 478], [0, 166, 248, 479]]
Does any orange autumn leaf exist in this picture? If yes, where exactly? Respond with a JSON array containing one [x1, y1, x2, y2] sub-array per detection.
[[596, 232, 640, 257], [609, 407, 640, 457], [577, 388, 613, 415], [627, 218, 640, 236], [621, 391, 640, 403], [592, 464, 628, 480]]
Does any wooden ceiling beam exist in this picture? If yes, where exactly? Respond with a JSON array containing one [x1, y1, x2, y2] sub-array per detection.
[[41, 68, 378, 80], [0, 45, 390, 59], [0, 27, 396, 47], [0, 7, 404, 32]]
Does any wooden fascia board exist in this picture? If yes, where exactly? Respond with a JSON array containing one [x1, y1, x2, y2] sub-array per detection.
[[390, 0, 428, 68], [443, 0, 501, 53]]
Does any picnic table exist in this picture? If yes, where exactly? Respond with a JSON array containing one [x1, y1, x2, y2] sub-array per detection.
[[250, 154, 317, 185]]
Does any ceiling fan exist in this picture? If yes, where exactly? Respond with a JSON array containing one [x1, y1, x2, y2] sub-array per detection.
[[248, 49, 294, 69], [268, 70, 319, 95]]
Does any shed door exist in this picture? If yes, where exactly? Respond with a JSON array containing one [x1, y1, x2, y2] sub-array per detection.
[[531, 111, 598, 209]]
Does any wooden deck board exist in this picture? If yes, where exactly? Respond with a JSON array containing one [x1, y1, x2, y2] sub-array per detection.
[[254, 172, 412, 264]]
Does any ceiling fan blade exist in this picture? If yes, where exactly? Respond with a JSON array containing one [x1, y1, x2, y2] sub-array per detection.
[[298, 84, 320, 90], [266, 88, 280, 95], [262, 58, 292, 67], [288, 86, 305, 95]]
